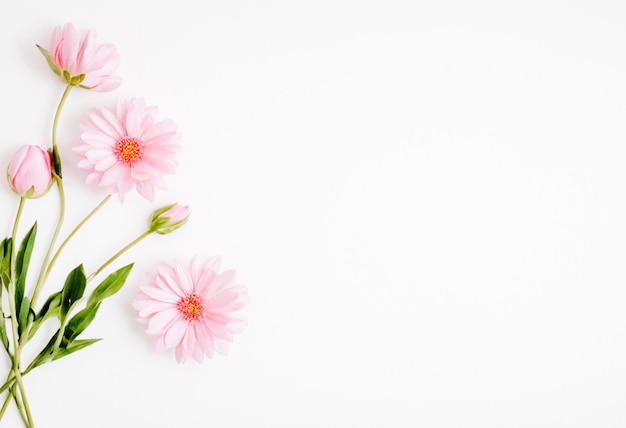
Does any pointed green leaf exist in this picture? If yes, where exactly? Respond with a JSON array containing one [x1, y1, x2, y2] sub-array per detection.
[[28, 291, 62, 339], [0, 316, 8, 351], [36, 44, 61, 77], [51, 146, 62, 178], [35, 291, 62, 321], [0, 238, 11, 289], [15, 222, 37, 311], [25, 331, 58, 373], [87, 263, 134, 307], [63, 302, 100, 344], [52, 338, 101, 361], [28, 291, 61, 340], [60, 265, 86, 319], [17, 296, 31, 336]]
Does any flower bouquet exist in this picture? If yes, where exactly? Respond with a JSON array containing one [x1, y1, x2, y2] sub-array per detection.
[[0, 23, 248, 426]]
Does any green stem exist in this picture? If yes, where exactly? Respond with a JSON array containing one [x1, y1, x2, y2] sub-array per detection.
[[8, 197, 25, 355], [14, 377, 33, 427], [11, 384, 28, 426], [0, 370, 15, 423], [0, 390, 11, 420], [7, 198, 34, 426], [29, 176, 65, 311], [51, 85, 72, 152], [44, 194, 111, 282], [0, 367, 14, 393], [87, 230, 153, 282], [30, 86, 73, 311]]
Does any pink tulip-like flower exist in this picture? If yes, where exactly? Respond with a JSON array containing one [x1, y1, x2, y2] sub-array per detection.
[[7, 145, 53, 198], [150, 203, 191, 235], [74, 98, 180, 201], [38, 23, 122, 92], [132, 257, 248, 363]]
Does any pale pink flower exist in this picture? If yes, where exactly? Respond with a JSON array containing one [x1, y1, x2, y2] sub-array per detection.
[[133, 257, 248, 363], [39, 23, 122, 91], [74, 98, 180, 201], [7, 145, 53, 198]]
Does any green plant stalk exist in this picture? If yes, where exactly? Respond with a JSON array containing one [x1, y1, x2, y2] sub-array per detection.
[[87, 230, 153, 282], [10, 384, 28, 426], [30, 84, 72, 312], [5, 83, 73, 427], [7, 197, 34, 427], [0, 391, 11, 420], [45, 194, 112, 282], [28, 176, 65, 313], [51, 84, 72, 153]]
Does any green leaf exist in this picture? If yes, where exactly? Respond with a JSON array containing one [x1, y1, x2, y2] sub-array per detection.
[[52, 338, 101, 361], [28, 291, 62, 339], [60, 265, 86, 319], [0, 316, 9, 351], [35, 291, 62, 321], [51, 146, 62, 178], [0, 238, 11, 289], [17, 296, 31, 336], [63, 302, 100, 344], [15, 222, 37, 311], [86, 263, 134, 307], [25, 332, 58, 373], [36, 44, 61, 77]]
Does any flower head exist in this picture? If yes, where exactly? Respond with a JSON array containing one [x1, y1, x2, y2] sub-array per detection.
[[133, 257, 248, 363], [150, 203, 190, 235], [7, 145, 53, 198], [38, 23, 122, 91], [74, 98, 180, 201]]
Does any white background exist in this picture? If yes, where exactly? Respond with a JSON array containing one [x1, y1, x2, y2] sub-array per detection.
[[0, 0, 625, 427]]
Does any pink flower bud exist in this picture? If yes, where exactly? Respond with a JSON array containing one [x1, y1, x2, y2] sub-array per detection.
[[7, 145, 54, 198], [150, 203, 190, 235]]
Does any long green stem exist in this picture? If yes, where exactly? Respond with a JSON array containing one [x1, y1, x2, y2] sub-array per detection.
[[10, 384, 28, 426], [87, 230, 153, 282], [0, 370, 15, 422], [29, 177, 65, 312], [0, 390, 11, 420], [29, 85, 72, 313], [51, 85, 72, 152], [7, 198, 34, 426], [14, 379, 32, 427], [45, 194, 111, 281]]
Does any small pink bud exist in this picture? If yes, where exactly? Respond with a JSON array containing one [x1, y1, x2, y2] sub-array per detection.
[[150, 203, 190, 234], [164, 204, 191, 222], [7, 145, 54, 198]]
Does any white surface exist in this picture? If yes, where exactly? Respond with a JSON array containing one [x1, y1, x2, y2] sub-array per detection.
[[0, 1, 625, 427]]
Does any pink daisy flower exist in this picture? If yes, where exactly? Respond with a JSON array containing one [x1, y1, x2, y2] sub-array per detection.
[[40, 22, 122, 92], [74, 98, 180, 201], [132, 257, 248, 363]]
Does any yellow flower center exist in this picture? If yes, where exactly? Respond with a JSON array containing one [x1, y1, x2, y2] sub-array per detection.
[[177, 294, 205, 322], [114, 137, 143, 165]]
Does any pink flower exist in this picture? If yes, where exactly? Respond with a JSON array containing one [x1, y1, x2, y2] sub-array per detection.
[[74, 98, 180, 201], [132, 257, 248, 363], [7, 145, 53, 198], [150, 203, 191, 235], [38, 23, 122, 91]]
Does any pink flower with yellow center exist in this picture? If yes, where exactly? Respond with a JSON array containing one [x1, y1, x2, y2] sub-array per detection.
[[39, 22, 122, 92], [132, 257, 248, 363], [74, 98, 180, 201]]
